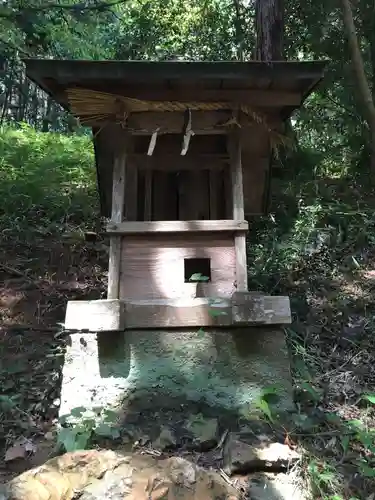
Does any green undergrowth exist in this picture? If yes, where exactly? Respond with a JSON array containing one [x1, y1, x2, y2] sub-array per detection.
[[0, 123, 99, 243], [248, 148, 375, 296], [246, 149, 375, 498]]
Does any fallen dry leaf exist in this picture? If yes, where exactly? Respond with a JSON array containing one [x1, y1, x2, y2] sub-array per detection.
[[44, 431, 55, 441], [284, 434, 297, 450]]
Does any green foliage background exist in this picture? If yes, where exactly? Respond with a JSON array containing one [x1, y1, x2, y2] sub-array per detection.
[[1, 1, 375, 498], [0, 125, 97, 242]]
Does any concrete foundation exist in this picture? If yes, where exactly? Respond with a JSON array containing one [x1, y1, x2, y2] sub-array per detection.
[[59, 327, 294, 418]]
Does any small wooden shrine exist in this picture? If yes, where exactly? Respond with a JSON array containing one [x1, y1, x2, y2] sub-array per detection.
[[24, 60, 326, 331]]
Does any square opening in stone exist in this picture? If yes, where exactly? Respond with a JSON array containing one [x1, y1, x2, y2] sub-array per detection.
[[184, 258, 211, 283]]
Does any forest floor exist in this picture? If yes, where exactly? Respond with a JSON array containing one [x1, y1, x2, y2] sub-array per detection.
[[1, 226, 375, 499], [0, 232, 107, 480], [1, 127, 375, 499]]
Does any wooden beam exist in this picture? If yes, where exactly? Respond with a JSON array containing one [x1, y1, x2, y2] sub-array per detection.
[[131, 128, 227, 136], [234, 234, 247, 291], [63, 295, 291, 331], [124, 162, 137, 221], [107, 152, 126, 299], [111, 154, 126, 221], [84, 112, 283, 131], [232, 293, 265, 324], [231, 293, 291, 325], [127, 110, 231, 135], [65, 299, 125, 331], [133, 133, 228, 156], [229, 132, 248, 292], [229, 133, 245, 220], [116, 89, 302, 107], [125, 110, 282, 135], [124, 299, 232, 328], [106, 220, 248, 234], [124, 296, 291, 328], [131, 155, 228, 171]]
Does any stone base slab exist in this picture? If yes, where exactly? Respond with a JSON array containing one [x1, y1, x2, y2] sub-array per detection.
[[59, 327, 294, 417]]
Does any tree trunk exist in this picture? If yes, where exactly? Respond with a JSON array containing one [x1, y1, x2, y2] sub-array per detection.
[[42, 97, 52, 132], [233, 0, 244, 60], [370, 1, 375, 99], [0, 77, 12, 125], [341, 0, 375, 174], [255, 0, 284, 61]]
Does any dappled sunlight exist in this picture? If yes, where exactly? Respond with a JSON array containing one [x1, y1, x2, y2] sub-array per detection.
[[150, 246, 197, 299], [360, 269, 375, 280], [0, 288, 25, 325], [338, 279, 371, 300], [0, 288, 24, 309]]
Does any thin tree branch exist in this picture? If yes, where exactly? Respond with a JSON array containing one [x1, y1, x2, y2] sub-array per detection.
[[0, 0, 128, 19], [324, 93, 364, 124], [26, 0, 128, 11]]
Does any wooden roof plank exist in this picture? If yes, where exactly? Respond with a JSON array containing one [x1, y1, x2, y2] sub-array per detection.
[[23, 59, 328, 83]]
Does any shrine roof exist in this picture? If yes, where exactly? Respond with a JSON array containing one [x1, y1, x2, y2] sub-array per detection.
[[24, 59, 328, 118]]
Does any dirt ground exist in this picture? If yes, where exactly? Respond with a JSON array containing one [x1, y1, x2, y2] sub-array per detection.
[[0, 234, 107, 482], [1, 234, 375, 497]]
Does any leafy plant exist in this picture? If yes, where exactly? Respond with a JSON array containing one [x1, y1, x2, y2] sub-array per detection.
[[57, 406, 121, 452], [362, 393, 375, 405], [254, 397, 275, 423], [189, 273, 210, 282], [308, 460, 342, 499], [251, 386, 282, 424]]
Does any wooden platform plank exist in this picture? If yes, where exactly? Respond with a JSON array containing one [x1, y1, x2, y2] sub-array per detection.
[[65, 300, 125, 331], [64, 295, 291, 331], [107, 220, 248, 234], [124, 299, 232, 328]]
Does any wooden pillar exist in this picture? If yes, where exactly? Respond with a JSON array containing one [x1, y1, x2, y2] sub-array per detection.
[[124, 162, 137, 221], [229, 131, 248, 291], [107, 152, 126, 299]]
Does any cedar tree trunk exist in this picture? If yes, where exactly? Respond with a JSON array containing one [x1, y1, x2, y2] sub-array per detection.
[[255, 0, 284, 61], [341, 0, 375, 174]]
